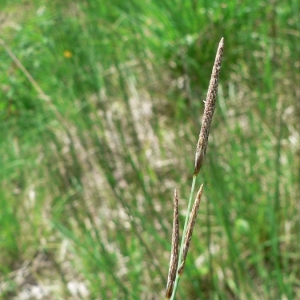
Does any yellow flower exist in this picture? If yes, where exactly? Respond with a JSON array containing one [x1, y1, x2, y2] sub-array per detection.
[[63, 50, 73, 58]]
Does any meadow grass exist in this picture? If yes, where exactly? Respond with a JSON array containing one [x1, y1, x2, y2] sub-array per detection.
[[0, 0, 299, 299]]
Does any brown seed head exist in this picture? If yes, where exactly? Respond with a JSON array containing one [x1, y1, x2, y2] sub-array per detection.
[[178, 184, 204, 275], [165, 189, 180, 298], [194, 38, 224, 175]]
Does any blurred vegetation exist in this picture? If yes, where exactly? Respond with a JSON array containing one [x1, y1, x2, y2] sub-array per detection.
[[0, 0, 299, 299]]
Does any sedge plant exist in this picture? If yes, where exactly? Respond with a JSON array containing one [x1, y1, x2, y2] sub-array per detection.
[[165, 37, 224, 299]]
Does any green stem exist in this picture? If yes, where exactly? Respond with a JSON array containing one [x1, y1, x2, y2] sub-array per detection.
[[170, 175, 197, 300]]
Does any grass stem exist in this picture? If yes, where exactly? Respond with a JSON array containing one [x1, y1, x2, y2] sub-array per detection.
[[170, 175, 197, 300]]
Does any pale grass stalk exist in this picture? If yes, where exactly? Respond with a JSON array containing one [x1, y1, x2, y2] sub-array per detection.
[[0, 38, 67, 126]]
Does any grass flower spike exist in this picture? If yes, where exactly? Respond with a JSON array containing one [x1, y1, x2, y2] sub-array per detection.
[[165, 37, 224, 299], [194, 37, 224, 175]]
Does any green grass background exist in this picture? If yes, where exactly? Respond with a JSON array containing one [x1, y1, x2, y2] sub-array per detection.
[[0, 0, 299, 299]]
